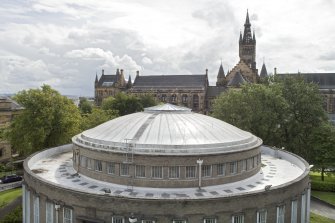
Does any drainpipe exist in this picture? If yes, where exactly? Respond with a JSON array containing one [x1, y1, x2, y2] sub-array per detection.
[[197, 159, 203, 189]]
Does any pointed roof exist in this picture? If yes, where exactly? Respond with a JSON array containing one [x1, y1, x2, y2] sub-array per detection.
[[115, 68, 120, 82], [245, 9, 250, 25], [227, 71, 247, 87], [260, 63, 268, 78], [128, 75, 132, 83], [95, 73, 98, 83], [217, 63, 225, 78], [242, 10, 253, 44]]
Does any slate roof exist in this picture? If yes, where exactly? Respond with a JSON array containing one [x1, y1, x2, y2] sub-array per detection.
[[97, 75, 117, 87], [278, 73, 335, 89], [207, 86, 226, 97], [227, 71, 247, 87], [0, 97, 24, 111], [132, 75, 208, 89]]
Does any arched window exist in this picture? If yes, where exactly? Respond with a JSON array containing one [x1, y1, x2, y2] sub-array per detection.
[[182, 94, 188, 104], [171, 94, 177, 104], [161, 94, 166, 102]]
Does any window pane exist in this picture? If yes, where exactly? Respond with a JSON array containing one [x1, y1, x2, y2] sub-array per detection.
[[257, 210, 267, 223], [95, 160, 102, 172], [152, 166, 163, 178], [230, 161, 237, 174], [204, 218, 216, 223], [169, 166, 180, 178], [301, 194, 306, 223], [107, 162, 115, 175], [120, 164, 129, 176], [173, 220, 186, 223], [136, 165, 146, 178], [232, 214, 244, 223], [63, 208, 72, 223], [33, 196, 39, 223], [113, 217, 124, 223], [202, 165, 211, 177], [217, 163, 226, 176], [46, 202, 53, 223], [291, 200, 297, 223], [186, 166, 196, 178], [277, 205, 285, 223]]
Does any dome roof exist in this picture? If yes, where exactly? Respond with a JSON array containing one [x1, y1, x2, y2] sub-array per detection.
[[73, 104, 262, 155]]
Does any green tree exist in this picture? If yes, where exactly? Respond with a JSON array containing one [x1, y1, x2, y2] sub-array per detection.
[[138, 94, 158, 108], [212, 76, 329, 162], [101, 93, 143, 116], [310, 122, 335, 181], [81, 108, 118, 130], [276, 75, 328, 159], [212, 83, 288, 147], [78, 98, 93, 114], [6, 85, 82, 156]]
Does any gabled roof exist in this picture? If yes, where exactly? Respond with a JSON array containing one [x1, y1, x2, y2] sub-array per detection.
[[132, 74, 208, 89], [97, 75, 117, 87], [0, 97, 24, 111], [227, 71, 247, 87], [277, 73, 335, 89]]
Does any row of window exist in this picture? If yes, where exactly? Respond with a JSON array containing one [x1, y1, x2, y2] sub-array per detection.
[[23, 185, 73, 223], [77, 155, 260, 179], [23, 184, 309, 223]]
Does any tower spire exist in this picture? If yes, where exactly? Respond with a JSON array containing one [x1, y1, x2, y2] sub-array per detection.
[[245, 9, 250, 25]]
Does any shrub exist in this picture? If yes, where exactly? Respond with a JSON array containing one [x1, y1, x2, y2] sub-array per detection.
[[311, 181, 335, 192]]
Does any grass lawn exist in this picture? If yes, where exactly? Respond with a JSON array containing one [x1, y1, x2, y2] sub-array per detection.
[[0, 188, 22, 208], [312, 191, 335, 206], [311, 212, 335, 223], [310, 171, 335, 183]]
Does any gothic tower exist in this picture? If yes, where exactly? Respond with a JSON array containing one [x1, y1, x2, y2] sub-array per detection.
[[239, 10, 256, 71], [216, 62, 226, 86]]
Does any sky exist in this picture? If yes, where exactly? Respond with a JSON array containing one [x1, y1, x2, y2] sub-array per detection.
[[0, 0, 335, 96]]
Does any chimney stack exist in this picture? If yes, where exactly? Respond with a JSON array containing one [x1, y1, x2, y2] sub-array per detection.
[[102, 69, 104, 75], [206, 68, 208, 75], [136, 70, 140, 77], [274, 67, 277, 75]]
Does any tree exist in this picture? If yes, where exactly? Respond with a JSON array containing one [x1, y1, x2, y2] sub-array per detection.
[[309, 122, 335, 181], [78, 98, 93, 114], [6, 85, 82, 156], [81, 108, 118, 130], [138, 94, 158, 108], [212, 83, 288, 147], [212, 76, 329, 163], [101, 93, 143, 116]]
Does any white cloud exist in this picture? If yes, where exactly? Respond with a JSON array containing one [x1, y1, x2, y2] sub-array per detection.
[[0, 0, 335, 95]]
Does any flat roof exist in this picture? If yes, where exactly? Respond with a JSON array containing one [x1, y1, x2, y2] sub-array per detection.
[[26, 145, 308, 200]]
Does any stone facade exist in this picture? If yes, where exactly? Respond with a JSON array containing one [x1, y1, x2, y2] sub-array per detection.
[[0, 97, 23, 163], [94, 69, 129, 106]]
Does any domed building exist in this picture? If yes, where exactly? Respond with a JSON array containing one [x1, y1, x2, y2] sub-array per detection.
[[23, 104, 311, 223]]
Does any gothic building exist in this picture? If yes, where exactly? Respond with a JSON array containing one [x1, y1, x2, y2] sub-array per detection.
[[226, 10, 260, 84], [94, 11, 264, 113], [94, 68, 130, 105]]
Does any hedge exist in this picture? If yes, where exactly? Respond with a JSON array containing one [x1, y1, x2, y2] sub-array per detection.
[[311, 181, 335, 192]]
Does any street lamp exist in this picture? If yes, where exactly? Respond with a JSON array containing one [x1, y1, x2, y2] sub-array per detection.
[[197, 159, 203, 189]]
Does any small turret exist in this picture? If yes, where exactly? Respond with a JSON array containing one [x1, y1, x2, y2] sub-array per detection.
[[127, 75, 132, 89], [260, 63, 268, 78], [216, 62, 226, 86], [95, 72, 99, 87]]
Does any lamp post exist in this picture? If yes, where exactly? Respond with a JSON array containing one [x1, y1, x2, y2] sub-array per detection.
[[197, 159, 203, 189]]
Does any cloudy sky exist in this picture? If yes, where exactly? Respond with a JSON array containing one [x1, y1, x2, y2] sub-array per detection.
[[0, 0, 334, 96]]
